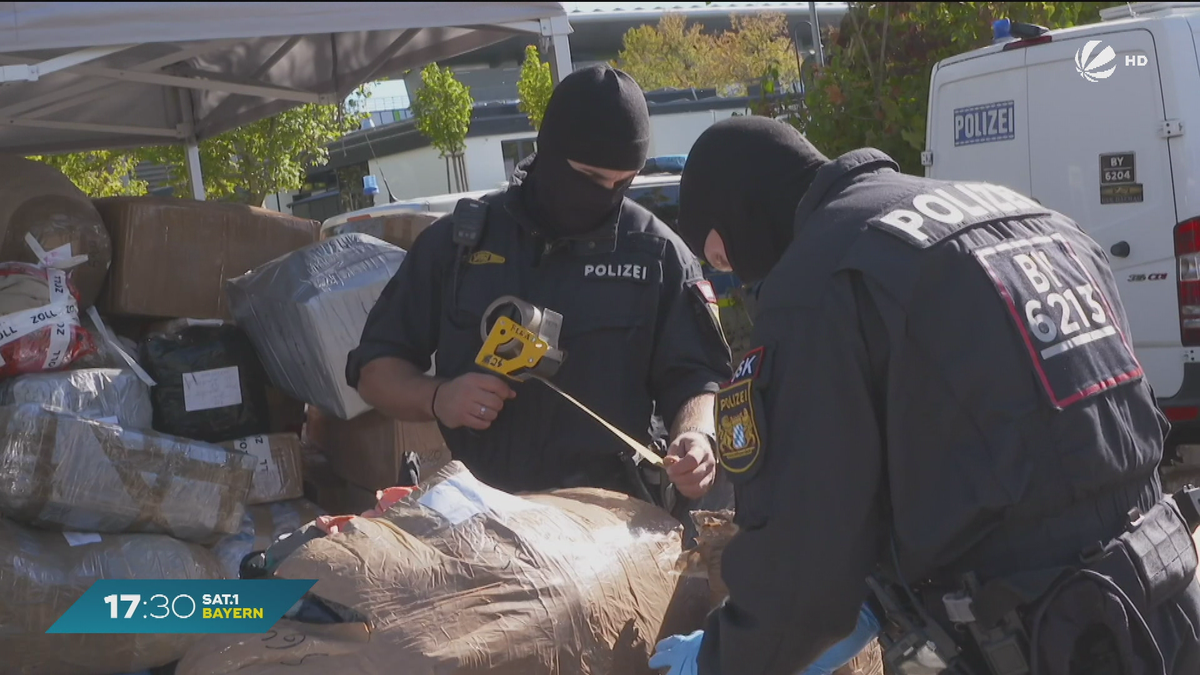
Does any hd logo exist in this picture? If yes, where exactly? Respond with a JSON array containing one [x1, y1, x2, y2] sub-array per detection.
[[1074, 40, 1147, 83]]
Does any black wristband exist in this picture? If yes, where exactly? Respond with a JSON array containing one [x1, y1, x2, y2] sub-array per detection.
[[430, 381, 445, 423]]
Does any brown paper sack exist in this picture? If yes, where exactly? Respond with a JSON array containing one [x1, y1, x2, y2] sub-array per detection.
[[219, 433, 305, 505], [0, 403, 256, 544], [0, 154, 112, 309], [179, 461, 710, 675], [0, 517, 225, 675], [92, 197, 318, 321], [685, 511, 884, 675]]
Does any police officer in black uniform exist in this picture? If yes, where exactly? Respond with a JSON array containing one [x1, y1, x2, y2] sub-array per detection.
[[346, 65, 732, 504], [647, 116, 1200, 675]]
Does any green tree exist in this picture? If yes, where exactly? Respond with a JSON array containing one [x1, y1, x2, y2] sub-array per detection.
[[797, 2, 1127, 174], [27, 150, 148, 198], [141, 97, 366, 206], [517, 45, 554, 131], [412, 63, 474, 193], [614, 12, 800, 94]]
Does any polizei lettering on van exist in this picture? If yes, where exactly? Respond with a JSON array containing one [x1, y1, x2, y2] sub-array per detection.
[[953, 101, 1016, 146], [870, 182, 1046, 248]]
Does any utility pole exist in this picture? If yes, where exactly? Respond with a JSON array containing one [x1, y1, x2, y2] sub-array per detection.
[[808, 2, 825, 67]]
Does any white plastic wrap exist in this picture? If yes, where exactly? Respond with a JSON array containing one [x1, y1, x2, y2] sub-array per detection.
[[224, 234, 406, 420], [0, 367, 153, 429]]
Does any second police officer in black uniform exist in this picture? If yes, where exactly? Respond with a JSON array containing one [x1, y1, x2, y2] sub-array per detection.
[[647, 116, 1200, 675], [346, 65, 733, 506]]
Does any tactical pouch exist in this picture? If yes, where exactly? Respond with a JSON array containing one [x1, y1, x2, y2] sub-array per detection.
[[1024, 496, 1197, 675]]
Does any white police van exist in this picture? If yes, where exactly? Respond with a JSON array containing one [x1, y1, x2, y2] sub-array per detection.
[[923, 2, 1200, 447]]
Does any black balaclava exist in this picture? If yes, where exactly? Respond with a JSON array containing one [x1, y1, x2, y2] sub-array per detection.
[[522, 65, 650, 236], [678, 116, 829, 283]]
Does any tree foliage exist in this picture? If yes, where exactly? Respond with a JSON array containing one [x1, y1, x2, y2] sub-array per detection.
[[142, 99, 365, 206], [27, 97, 365, 205], [27, 151, 148, 198], [614, 12, 800, 94], [517, 45, 554, 131], [412, 63, 474, 192], [412, 63, 474, 158], [796, 2, 1128, 174]]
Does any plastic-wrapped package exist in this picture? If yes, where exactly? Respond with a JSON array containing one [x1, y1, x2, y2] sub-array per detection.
[[0, 262, 97, 378], [0, 517, 225, 675], [0, 403, 256, 544], [211, 499, 325, 579], [0, 154, 113, 309], [218, 433, 305, 505], [318, 211, 441, 250], [178, 461, 710, 675], [225, 233, 407, 420], [0, 367, 152, 429], [140, 322, 271, 443]]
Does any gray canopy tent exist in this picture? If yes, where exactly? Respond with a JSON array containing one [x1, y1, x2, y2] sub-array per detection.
[[0, 2, 573, 199]]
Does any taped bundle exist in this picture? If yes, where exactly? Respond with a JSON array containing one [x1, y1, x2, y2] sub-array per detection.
[[179, 461, 711, 675], [0, 262, 96, 378], [218, 433, 305, 505], [0, 517, 224, 675], [0, 403, 256, 544], [0, 367, 153, 429]]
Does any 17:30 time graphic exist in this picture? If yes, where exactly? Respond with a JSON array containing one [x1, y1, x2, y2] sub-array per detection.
[[48, 579, 314, 634], [104, 593, 211, 620]]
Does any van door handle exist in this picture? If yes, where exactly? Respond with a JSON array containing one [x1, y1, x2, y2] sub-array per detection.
[[1110, 241, 1131, 258]]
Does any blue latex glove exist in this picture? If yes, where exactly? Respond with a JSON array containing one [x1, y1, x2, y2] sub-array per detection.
[[796, 605, 882, 675], [649, 629, 704, 675]]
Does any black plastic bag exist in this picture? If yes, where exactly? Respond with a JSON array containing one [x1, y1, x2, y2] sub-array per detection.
[[140, 323, 270, 443]]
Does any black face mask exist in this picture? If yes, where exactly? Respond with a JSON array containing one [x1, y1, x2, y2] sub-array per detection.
[[525, 152, 635, 237]]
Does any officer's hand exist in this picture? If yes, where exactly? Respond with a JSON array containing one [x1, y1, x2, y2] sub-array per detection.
[[433, 373, 516, 430], [666, 432, 716, 499], [648, 630, 703, 675]]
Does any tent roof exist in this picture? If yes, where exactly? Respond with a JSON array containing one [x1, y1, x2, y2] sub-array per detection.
[[0, 2, 569, 155]]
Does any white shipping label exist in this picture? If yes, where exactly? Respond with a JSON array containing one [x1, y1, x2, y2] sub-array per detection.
[[182, 366, 243, 412], [235, 435, 282, 497], [62, 532, 102, 547], [43, 243, 72, 266], [418, 473, 537, 526]]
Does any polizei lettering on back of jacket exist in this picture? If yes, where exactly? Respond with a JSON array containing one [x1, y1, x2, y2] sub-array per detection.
[[870, 182, 1048, 248]]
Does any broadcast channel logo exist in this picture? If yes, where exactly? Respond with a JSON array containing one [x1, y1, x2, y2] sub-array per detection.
[[1075, 40, 1117, 82]]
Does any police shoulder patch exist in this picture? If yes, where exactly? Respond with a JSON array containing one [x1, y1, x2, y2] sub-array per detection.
[[732, 346, 765, 382], [870, 182, 1048, 249], [716, 378, 763, 476]]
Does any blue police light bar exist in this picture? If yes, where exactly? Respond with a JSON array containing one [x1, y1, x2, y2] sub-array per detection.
[[362, 175, 379, 196], [993, 19, 1011, 41], [641, 155, 687, 175]]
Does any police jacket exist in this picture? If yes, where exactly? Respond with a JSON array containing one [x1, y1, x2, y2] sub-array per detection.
[[698, 149, 1168, 675], [346, 171, 732, 496]]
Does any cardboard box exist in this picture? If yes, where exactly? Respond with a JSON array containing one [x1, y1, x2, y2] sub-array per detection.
[[219, 433, 304, 505], [300, 446, 380, 516], [0, 154, 112, 310], [319, 211, 442, 250], [306, 406, 450, 491], [93, 197, 318, 321]]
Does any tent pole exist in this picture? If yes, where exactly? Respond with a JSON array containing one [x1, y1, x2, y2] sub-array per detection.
[[185, 142, 205, 201], [809, 2, 825, 67], [540, 16, 573, 84], [177, 88, 207, 201]]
